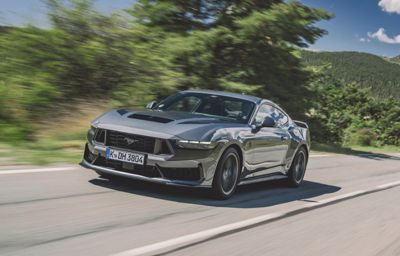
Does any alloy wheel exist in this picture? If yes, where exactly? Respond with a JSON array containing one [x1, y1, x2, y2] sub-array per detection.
[[294, 151, 306, 183], [221, 154, 239, 195]]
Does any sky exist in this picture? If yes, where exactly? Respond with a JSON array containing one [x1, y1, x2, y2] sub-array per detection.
[[302, 0, 400, 57], [1, 0, 400, 57], [0, 0, 136, 27]]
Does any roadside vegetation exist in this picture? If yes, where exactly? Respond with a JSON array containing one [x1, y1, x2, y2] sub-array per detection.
[[0, 0, 398, 164], [312, 143, 400, 155]]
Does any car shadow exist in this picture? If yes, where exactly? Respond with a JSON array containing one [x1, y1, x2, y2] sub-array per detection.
[[89, 177, 341, 208]]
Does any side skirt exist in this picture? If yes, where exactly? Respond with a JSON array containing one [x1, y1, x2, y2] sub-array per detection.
[[238, 172, 287, 186]]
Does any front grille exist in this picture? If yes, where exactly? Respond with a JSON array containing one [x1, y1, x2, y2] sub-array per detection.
[[94, 129, 105, 143], [94, 156, 161, 178], [161, 141, 171, 154], [106, 130, 156, 153]]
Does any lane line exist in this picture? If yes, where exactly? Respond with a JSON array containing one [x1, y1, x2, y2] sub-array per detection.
[[113, 180, 400, 256], [316, 190, 365, 204], [0, 167, 76, 175], [0, 191, 112, 206], [309, 154, 331, 158], [376, 180, 400, 190]]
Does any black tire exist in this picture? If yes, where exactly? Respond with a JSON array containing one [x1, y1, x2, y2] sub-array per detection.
[[286, 147, 307, 187], [211, 147, 241, 200]]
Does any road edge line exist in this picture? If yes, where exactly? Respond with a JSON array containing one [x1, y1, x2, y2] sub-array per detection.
[[309, 154, 331, 158], [0, 167, 76, 175]]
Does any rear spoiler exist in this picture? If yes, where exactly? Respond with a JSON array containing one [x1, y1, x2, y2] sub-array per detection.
[[293, 120, 309, 129]]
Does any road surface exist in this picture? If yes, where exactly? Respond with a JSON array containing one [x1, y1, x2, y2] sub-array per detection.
[[0, 152, 399, 256]]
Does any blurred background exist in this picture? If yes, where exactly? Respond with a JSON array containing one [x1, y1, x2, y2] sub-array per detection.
[[0, 0, 399, 165]]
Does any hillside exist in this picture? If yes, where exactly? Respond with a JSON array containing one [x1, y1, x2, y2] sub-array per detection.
[[389, 55, 400, 64], [301, 51, 400, 99]]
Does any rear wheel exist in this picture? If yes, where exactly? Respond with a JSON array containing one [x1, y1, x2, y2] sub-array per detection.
[[286, 147, 307, 187], [211, 147, 240, 200]]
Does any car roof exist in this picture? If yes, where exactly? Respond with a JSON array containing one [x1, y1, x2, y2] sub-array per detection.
[[182, 89, 263, 104]]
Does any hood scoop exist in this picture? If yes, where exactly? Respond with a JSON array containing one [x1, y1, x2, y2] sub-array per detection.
[[117, 109, 129, 115], [128, 113, 174, 123]]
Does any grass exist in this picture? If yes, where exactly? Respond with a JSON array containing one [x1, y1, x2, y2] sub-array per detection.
[[0, 100, 106, 166], [0, 138, 85, 165]]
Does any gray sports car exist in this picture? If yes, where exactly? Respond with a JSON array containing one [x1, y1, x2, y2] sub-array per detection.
[[81, 90, 310, 199]]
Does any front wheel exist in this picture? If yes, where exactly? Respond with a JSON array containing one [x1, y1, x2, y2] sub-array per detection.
[[286, 147, 307, 187], [211, 147, 241, 200]]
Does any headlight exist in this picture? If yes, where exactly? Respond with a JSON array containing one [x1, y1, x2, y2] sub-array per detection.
[[87, 125, 97, 141], [176, 140, 217, 150]]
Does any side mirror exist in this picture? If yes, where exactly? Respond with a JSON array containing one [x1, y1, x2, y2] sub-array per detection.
[[262, 116, 276, 128], [146, 101, 157, 109]]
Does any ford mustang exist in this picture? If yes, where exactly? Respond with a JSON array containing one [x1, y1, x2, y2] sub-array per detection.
[[81, 90, 310, 199]]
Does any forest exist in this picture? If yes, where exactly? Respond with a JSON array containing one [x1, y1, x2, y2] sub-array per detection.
[[302, 50, 400, 99], [0, 0, 399, 152]]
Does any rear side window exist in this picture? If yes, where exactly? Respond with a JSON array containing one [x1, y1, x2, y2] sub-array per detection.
[[254, 104, 288, 127], [272, 108, 288, 127], [254, 104, 274, 124]]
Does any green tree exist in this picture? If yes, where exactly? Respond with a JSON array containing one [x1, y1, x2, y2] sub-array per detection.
[[128, 0, 331, 118], [302, 50, 400, 99]]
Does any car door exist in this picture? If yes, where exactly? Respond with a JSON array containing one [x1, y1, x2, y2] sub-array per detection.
[[242, 104, 290, 176]]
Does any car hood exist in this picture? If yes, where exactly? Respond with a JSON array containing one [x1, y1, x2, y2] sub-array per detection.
[[93, 109, 246, 141]]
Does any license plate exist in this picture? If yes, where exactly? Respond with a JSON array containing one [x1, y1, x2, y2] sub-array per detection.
[[105, 148, 146, 165]]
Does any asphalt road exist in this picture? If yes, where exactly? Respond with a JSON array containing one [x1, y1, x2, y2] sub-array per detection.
[[0, 152, 400, 256]]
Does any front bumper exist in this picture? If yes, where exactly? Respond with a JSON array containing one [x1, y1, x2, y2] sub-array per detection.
[[81, 142, 221, 188], [80, 159, 209, 187]]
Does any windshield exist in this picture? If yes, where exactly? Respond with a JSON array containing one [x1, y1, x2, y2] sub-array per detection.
[[155, 92, 255, 124]]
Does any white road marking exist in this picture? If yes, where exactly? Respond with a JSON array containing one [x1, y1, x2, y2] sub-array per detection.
[[113, 180, 400, 256], [0, 167, 76, 175], [316, 190, 365, 204], [376, 180, 400, 189], [113, 212, 286, 256], [309, 154, 331, 158]]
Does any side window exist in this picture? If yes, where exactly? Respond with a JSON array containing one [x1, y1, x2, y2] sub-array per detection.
[[271, 108, 288, 127], [254, 104, 288, 127], [254, 104, 274, 125]]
